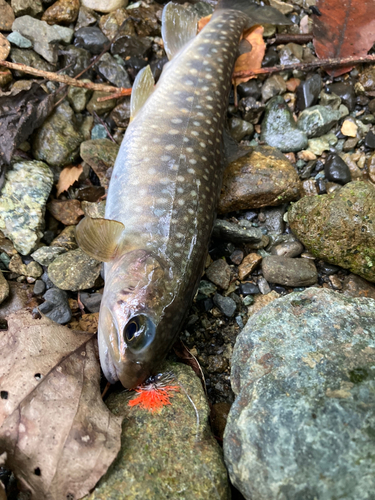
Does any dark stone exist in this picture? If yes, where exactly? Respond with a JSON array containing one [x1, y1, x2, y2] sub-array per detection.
[[79, 291, 102, 313], [318, 262, 340, 275], [324, 153, 352, 185], [237, 80, 262, 100], [94, 52, 131, 89], [201, 298, 214, 312], [262, 47, 279, 67], [33, 279, 46, 295], [365, 130, 375, 149], [206, 259, 231, 290], [316, 178, 327, 194], [299, 160, 316, 179], [262, 256, 318, 287], [238, 97, 265, 124], [213, 293, 237, 318], [239, 283, 260, 295], [59, 45, 93, 79], [74, 27, 110, 55], [212, 219, 263, 246], [296, 74, 322, 111], [38, 288, 72, 324], [230, 249, 244, 265], [326, 82, 356, 111], [111, 35, 152, 59], [150, 56, 168, 83]]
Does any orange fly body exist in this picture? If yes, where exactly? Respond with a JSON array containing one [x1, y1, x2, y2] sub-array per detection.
[[128, 372, 180, 413]]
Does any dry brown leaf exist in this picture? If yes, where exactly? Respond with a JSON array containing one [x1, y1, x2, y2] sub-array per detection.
[[198, 14, 212, 32], [233, 25, 265, 85], [0, 310, 122, 500], [56, 164, 83, 197]]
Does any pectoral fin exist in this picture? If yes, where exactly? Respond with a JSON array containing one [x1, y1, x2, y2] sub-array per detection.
[[75, 217, 126, 262], [162, 3, 198, 60], [130, 65, 155, 121]]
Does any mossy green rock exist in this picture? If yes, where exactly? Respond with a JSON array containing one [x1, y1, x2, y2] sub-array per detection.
[[297, 105, 341, 138], [0, 161, 53, 255], [288, 181, 375, 282], [33, 102, 83, 170], [225, 288, 375, 500], [86, 362, 230, 500]]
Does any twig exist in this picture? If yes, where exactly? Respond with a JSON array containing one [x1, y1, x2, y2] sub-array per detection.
[[0, 59, 132, 95], [233, 53, 375, 79], [269, 33, 313, 45]]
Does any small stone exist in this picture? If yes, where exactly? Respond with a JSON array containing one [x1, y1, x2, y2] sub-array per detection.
[[9, 254, 26, 275], [238, 253, 262, 280], [258, 276, 271, 294], [269, 0, 293, 14], [365, 130, 375, 149], [10, 47, 56, 73], [212, 219, 263, 246], [81, 0, 128, 13], [230, 249, 244, 265], [91, 124, 108, 140], [326, 82, 356, 111], [296, 74, 321, 110], [26, 261, 43, 278], [328, 274, 342, 290], [42, 0, 80, 25], [38, 288, 72, 324], [262, 256, 318, 286], [341, 273, 375, 300], [0, 69, 12, 87], [0, 271, 9, 305], [79, 291, 102, 313], [239, 97, 264, 124], [48, 199, 84, 226], [81, 200, 106, 219], [11, 0, 43, 17], [0, 0, 15, 31], [261, 96, 308, 152], [343, 137, 359, 151], [50, 226, 77, 250], [67, 81, 92, 113], [74, 26, 110, 54], [237, 80, 261, 100], [358, 67, 375, 93], [341, 119, 358, 137], [33, 279, 46, 295], [319, 90, 341, 110], [31, 246, 66, 266], [307, 132, 338, 156], [297, 105, 341, 138], [80, 139, 119, 191], [271, 238, 304, 258], [213, 293, 236, 318], [0, 161, 53, 255], [7, 31, 32, 48], [206, 259, 231, 290], [261, 75, 286, 102], [12, 16, 73, 64], [301, 179, 318, 196], [239, 282, 259, 295], [228, 117, 253, 142], [324, 154, 351, 185], [298, 150, 316, 161], [60, 45, 93, 79], [86, 91, 117, 116], [78, 312, 99, 333], [279, 43, 303, 65], [94, 52, 131, 89], [247, 290, 279, 317], [75, 5, 98, 30], [48, 248, 101, 291], [0, 34, 10, 61]]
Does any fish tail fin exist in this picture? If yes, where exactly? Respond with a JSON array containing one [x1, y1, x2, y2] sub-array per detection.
[[214, 0, 292, 26]]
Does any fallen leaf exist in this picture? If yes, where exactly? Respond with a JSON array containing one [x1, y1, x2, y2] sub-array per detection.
[[233, 25, 265, 85], [0, 310, 122, 500], [56, 164, 83, 197], [313, 0, 375, 77], [198, 14, 211, 32]]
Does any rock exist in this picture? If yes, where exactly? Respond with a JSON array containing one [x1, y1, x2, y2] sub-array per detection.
[[246, 289, 279, 317], [33, 103, 83, 171], [74, 26, 110, 54], [230, 249, 244, 265], [269, 0, 293, 14], [47, 199, 84, 225], [228, 117, 253, 142], [257, 276, 271, 294], [261, 206, 285, 234], [78, 312, 99, 333], [237, 80, 261, 100], [342, 273, 375, 300], [7, 31, 32, 48], [365, 130, 375, 149], [86, 91, 117, 116], [319, 90, 341, 110], [239, 282, 259, 295], [262, 255, 318, 286], [81, 200, 106, 219], [80, 139, 119, 191], [111, 33, 153, 59], [225, 288, 375, 500], [279, 42, 303, 65], [48, 248, 101, 291], [75, 5, 98, 30], [42, 0, 80, 25], [359, 66, 375, 93], [238, 253, 262, 280], [270, 237, 304, 258], [50, 226, 77, 250], [212, 219, 263, 246], [213, 293, 236, 318], [12, 16, 73, 64], [288, 181, 375, 282], [86, 362, 229, 500], [0, 0, 15, 31], [341, 118, 358, 137], [60, 45, 93, 79], [31, 246, 66, 266], [94, 52, 131, 89], [211, 403, 231, 441], [91, 124, 107, 140], [326, 82, 356, 111], [207, 354, 229, 374], [0, 231, 17, 256], [206, 259, 231, 290], [0, 271, 9, 305], [261, 96, 308, 152], [0, 34, 10, 61], [324, 153, 351, 185], [0, 68, 12, 87], [11, 0, 43, 17], [261, 75, 286, 102], [67, 81, 92, 112], [238, 97, 264, 124], [79, 291, 102, 313], [110, 97, 131, 127], [0, 161, 53, 255], [98, 8, 130, 41], [296, 74, 321, 110], [81, 0, 128, 13], [38, 288, 72, 324], [218, 146, 302, 213], [10, 47, 55, 73], [8, 254, 26, 275], [33, 279, 46, 295], [26, 261, 43, 278], [307, 132, 337, 156], [297, 105, 341, 138]]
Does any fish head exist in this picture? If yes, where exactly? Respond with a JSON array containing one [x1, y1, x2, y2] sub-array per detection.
[[98, 249, 175, 389]]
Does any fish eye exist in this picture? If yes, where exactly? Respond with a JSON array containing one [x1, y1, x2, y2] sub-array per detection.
[[123, 315, 155, 351]]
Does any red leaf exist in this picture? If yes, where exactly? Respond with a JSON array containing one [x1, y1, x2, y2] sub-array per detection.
[[313, 0, 375, 77]]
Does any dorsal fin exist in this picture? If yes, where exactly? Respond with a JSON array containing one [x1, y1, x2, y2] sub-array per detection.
[[161, 2, 198, 60], [75, 216, 126, 262], [130, 65, 155, 121]]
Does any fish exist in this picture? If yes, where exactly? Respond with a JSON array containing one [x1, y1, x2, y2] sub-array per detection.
[[76, 0, 290, 389]]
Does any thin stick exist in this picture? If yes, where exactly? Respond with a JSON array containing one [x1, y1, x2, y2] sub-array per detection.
[[269, 33, 313, 45], [0, 59, 131, 95], [233, 53, 375, 79]]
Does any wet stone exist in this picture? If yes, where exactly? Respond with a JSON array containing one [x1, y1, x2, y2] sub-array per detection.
[[196, 280, 217, 300], [67, 81, 92, 113], [0, 161, 53, 256], [279, 43, 303, 65], [237, 80, 261, 100], [226, 288, 375, 500], [258, 276, 271, 294], [228, 117, 253, 142], [239, 282, 259, 295], [33, 279, 46, 295], [98, 8, 130, 41], [296, 74, 321, 111], [81, 200, 106, 219], [238, 96, 264, 124], [31, 246, 66, 266], [81, 0, 128, 13], [319, 90, 341, 110], [7, 31, 32, 49], [111, 33, 153, 59], [11, 0, 43, 17], [50, 226, 77, 250], [94, 52, 131, 89], [38, 288, 72, 324], [297, 105, 341, 138], [324, 153, 352, 185], [60, 45, 93, 79], [326, 82, 356, 111], [0, 271, 9, 305], [261, 74, 286, 102], [288, 181, 375, 282], [230, 249, 244, 266], [359, 67, 375, 93], [74, 26, 109, 54], [270, 238, 304, 258], [79, 291, 102, 313], [205, 259, 231, 290], [75, 5, 98, 30], [365, 130, 375, 149], [48, 199, 84, 226], [342, 273, 375, 300], [86, 91, 117, 116], [213, 293, 236, 318], [0, 0, 15, 31], [48, 248, 101, 291], [212, 219, 263, 246], [80, 139, 119, 191], [262, 255, 318, 287], [238, 253, 262, 280], [91, 124, 107, 140], [261, 96, 308, 152], [307, 132, 337, 156], [10, 47, 55, 73], [33, 102, 83, 171], [42, 0, 80, 25]]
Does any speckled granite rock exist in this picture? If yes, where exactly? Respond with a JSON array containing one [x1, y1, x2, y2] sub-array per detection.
[[0, 161, 53, 255], [48, 248, 101, 291], [225, 288, 375, 500], [288, 181, 375, 282], [33, 102, 83, 171], [85, 362, 229, 500], [31, 246, 66, 266], [218, 146, 301, 213]]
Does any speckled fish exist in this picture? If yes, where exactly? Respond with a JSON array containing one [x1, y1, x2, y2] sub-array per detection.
[[76, 0, 289, 388]]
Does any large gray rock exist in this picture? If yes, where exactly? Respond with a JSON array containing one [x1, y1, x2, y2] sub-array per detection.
[[0, 161, 53, 255], [224, 288, 375, 500]]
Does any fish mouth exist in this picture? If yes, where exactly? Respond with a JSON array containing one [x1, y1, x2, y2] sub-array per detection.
[[99, 345, 119, 385]]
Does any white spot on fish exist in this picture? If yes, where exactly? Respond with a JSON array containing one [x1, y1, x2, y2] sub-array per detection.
[[200, 142, 206, 148], [186, 96, 194, 102], [206, 74, 213, 79], [165, 144, 175, 150], [171, 118, 182, 124], [189, 68, 198, 75], [191, 190, 197, 197], [161, 156, 171, 161], [189, 159, 197, 164], [160, 177, 171, 184], [168, 129, 179, 135], [148, 168, 156, 174], [193, 121, 201, 126], [153, 138, 161, 143], [177, 187, 184, 194], [176, 232, 184, 239], [188, 168, 195, 174], [177, 176, 185, 182], [178, 199, 185, 206], [191, 131, 199, 136], [186, 147, 194, 153]]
